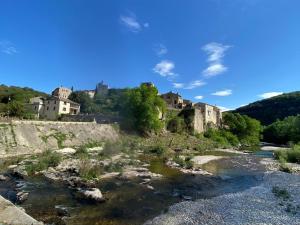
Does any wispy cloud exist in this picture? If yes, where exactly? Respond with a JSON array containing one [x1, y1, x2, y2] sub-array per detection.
[[217, 106, 232, 112], [154, 44, 168, 57], [184, 80, 206, 89], [258, 92, 283, 99], [172, 80, 206, 90], [194, 95, 204, 100], [202, 42, 231, 77], [172, 83, 184, 88], [212, 89, 232, 96], [120, 13, 148, 33], [153, 60, 176, 77], [202, 63, 227, 77], [0, 40, 18, 55]]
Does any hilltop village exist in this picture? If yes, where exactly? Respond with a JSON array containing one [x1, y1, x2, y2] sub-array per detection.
[[27, 82, 222, 133]]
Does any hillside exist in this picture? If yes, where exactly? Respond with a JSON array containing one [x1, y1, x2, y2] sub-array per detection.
[[234, 91, 300, 125], [0, 84, 47, 104]]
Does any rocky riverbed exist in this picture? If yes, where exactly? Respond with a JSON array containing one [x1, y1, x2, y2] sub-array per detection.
[[0, 145, 299, 225]]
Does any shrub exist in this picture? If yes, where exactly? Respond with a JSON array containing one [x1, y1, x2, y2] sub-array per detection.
[[78, 159, 103, 180], [26, 150, 61, 175], [147, 144, 167, 156], [167, 116, 187, 133], [274, 144, 300, 164], [272, 186, 290, 200]]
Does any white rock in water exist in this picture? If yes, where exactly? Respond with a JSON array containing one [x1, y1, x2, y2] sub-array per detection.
[[0, 174, 7, 181], [81, 188, 104, 202], [55, 148, 76, 155]]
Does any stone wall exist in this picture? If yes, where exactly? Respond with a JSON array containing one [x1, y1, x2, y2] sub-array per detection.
[[0, 120, 119, 157]]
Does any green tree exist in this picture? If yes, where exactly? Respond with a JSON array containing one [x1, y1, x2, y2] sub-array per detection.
[[223, 112, 261, 146], [121, 84, 166, 134], [68, 91, 98, 113]]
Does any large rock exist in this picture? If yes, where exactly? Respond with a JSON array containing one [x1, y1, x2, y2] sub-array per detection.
[[79, 188, 104, 202]]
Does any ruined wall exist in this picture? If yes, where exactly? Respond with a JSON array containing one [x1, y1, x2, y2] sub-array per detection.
[[193, 109, 204, 133], [0, 120, 119, 157]]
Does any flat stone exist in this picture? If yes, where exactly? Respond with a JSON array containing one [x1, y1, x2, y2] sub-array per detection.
[[55, 148, 76, 155], [0, 175, 7, 181], [80, 188, 104, 202]]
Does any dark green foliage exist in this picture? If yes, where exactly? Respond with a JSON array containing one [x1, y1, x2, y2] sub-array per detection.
[[204, 129, 239, 148], [68, 91, 97, 113], [147, 144, 167, 156], [272, 186, 290, 200], [120, 84, 166, 134], [167, 116, 187, 133], [223, 112, 261, 147], [263, 115, 300, 144], [0, 85, 47, 118], [68, 88, 126, 115], [234, 91, 300, 125]]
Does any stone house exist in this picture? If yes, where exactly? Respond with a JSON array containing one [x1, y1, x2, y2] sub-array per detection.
[[52, 87, 72, 99], [178, 103, 222, 134], [161, 92, 184, 109], [28, 88, 80, 120], [82, 81, 109, 98]]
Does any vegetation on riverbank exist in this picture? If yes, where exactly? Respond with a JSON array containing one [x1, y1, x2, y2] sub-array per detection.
[[274, 144, 300, 164]]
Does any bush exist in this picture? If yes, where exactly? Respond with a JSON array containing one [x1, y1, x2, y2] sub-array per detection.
[[26, 150, 61, 175], [147, 144, 167, 156], [78, 159, 103, 180], [204, 129, 239, 148], [167, 116, 187, 133], [274, 144, 300, 164]]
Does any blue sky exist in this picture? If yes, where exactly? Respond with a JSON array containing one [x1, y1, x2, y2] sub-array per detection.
[[1, 0, 300, 111]]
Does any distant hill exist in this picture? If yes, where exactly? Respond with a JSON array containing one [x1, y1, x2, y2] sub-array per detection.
[[234, 91, 300, 125], [0, 84, 47, 104]]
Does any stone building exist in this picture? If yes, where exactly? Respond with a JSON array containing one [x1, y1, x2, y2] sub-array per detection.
[[82, 81, 109, 98], [28, 88, 80, 120], [160, 92, 184, 109], [51, 87, 72, 99], [95, 81, 109, 96], [194, 102, 222, 128]]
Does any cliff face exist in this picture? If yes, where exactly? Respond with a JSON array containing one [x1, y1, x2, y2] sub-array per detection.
[[0, 121, 119, 157]]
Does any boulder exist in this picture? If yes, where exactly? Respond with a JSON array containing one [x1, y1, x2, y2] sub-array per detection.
[[55, 148, 76, 155], [79, 188, 105, 202]]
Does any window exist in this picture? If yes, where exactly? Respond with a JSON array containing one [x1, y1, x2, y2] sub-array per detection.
[[46, 107, 49, 110], [47, 101, 50, 104], [208, 110, 211, 116], [53, 107, 56, 111], [54, 101, 56, 104], [63, 107, 66, 111], [64, 101, 67, 105], [34, 106, 37, 110]]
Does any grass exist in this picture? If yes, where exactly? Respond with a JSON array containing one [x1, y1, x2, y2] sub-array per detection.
[[25, 150, 61, 175], [274, 144, 300, 164], [78, 159, 103, 180], [173, 154, 194, 169]]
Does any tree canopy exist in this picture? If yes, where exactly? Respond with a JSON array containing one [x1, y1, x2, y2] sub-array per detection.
[[120, 84, 166, 134], [234, 91, 300, 125]]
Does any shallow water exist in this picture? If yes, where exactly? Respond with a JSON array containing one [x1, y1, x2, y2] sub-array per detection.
[[0, 150, 269, 225]]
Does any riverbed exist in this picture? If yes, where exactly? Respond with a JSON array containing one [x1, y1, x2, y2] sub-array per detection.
[[0, 149, 273, 225]]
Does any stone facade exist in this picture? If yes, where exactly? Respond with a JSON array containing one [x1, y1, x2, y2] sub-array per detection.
[[161, 92, 184, 109], [194, 102, 222, 129], [27, 87, 80, 120], [95, 81, 109, 96], [52, 87, 72, 99]]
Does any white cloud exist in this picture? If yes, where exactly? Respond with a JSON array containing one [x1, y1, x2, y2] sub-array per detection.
[[0, 40, 18, 55], [184, 80, 206, 89], [258, 92, 283, 99], [203, 63, 227, 77], [172, 83, 184, 88], [172, 80, 206, 89], [194, 95, 204, 100], [202, 42, 230, 63], [120, 14, 148, 33], [212, 89, 232, 96], [202, 42, 231, 77], [154, 44, 168, 57], [153, 60, 176, 77], [217, 106, 232, 112]]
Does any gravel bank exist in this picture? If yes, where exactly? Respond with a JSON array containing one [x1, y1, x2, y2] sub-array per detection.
[[145, 171, 300, 225]]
